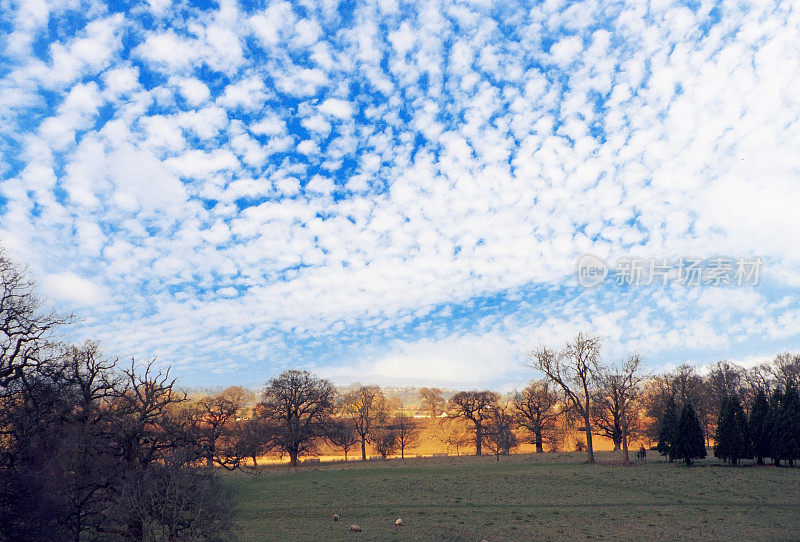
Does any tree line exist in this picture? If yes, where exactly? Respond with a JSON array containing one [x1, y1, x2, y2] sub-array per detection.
[[3, 248, 800, 539]]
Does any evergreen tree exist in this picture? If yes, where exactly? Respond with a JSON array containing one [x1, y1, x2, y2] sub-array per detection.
[[772, 384, 800, 467], [673, 403, 706, 466], [714, 395, 748, 465], [748, 388, 771, 465], [768, 388, 784, 466], [656, 396, 678, 462]]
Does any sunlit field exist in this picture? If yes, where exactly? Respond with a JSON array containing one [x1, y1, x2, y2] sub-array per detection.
[[221, 452, 800, 541]]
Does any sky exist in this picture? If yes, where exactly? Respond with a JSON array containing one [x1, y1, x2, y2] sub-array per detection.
[[1, 0, 799, 390]]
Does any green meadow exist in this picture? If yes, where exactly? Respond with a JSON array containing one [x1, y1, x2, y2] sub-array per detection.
[[220, 452, 800, 541]]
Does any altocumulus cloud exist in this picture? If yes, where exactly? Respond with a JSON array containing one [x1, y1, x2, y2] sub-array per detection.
[[1, 0, 799, 386]]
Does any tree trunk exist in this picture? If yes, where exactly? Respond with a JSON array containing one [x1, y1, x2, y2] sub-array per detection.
[[535, 431, 543, 453], [289, 451, 298, 467], [621, 411, 630, 463], [252, 455, 258, 467], [475, 425, 482, 456], [584, 415, 595, 463], [361, 437, 367, 461]]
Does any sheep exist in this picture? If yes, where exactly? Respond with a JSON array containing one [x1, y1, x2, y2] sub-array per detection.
[[349, 525, 362, 532], [333, 514, 339, 521], [395, 518, 403, 526]]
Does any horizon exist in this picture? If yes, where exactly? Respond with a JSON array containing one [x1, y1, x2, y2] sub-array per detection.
[[2, 0, 800, 389]]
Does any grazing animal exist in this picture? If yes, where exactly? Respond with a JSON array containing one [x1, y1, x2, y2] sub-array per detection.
[[395, 518, 403, 526], [349, 525, 362, 532], [635, 446, 647, 462], [333, 514, 339, 521]]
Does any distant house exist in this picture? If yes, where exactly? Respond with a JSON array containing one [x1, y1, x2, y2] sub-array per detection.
[[412, 411, 449, 418]]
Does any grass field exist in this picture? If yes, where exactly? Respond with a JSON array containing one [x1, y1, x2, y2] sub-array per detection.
[[220, 452, 800, 541]]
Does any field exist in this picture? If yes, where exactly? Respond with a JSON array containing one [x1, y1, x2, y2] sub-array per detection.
[[220, 452, 800, 541]]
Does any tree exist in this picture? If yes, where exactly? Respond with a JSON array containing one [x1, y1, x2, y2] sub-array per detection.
[[714, 395, 749, 465], [529, 333, 600, 463], [0, 249, 67, 389], [770, 353, 800, 389], [342, 385, 387, 461], [394, 409, 421, 459], [656, 396, 679, 461], [418, 387, 445, 419], [768, 388, 784, 466], [513, 381, 560, 453], [223, 417, 272, 468], [448, 391, 498, 456], [371, 426, 399, 459], [195, 387, 245, 467], [772, 383, 800, 467], [258, 370, 335, 467], [672, 403, 706, 466], [594, 354, 643, 462], [430, 418, 469, 455], [672, 364, 713, 447], [748, 388, 771, 465], [327, 419, 359, 461], [484, 404, 517, 461]]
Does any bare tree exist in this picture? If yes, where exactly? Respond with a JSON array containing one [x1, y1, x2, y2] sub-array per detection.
[[418, 387, 445, 419], [371, 426, 399, 459], [430, 418, 469, 455], [327, 419, 359, 461], [195, 387, 245, 467], [0, 250, 67, 389], [394, 409, 421, 458], [770, 352, 800, 389], [484, 403, 517, 461], [342, 385, 387, 461], [222, 417, 272, 468], [595, 354, 644, 462], [448, 391, 498, 456], [514, 381, 560, 453], [528, 333, 600, 463], [258, 370, 335, 467]]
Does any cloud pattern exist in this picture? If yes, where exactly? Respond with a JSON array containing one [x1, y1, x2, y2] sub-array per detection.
[[1, 0, 799, 387]]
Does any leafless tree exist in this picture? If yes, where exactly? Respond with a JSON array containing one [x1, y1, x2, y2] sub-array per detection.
[[394, 409, 421, 458], [448, 391, 498, 456], [430, 418, 469, 455], [484, 403, 517, 461], [342, 385, 387, 461], [327, 418, 359, 461], [594, 354, 644, 462], [0, 250, 67, 389], [418, 387, 445, 419], [194, 387, 245, 467], [514, 381, 560, 453], [222, 416, 272, 468], [258, 370, 335, 467], [528, 333, 600, 463], [371, 426, 399, 459], [770, 352, 800, 389]]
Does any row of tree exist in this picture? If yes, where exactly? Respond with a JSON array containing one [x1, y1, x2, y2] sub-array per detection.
[[3, 246, 800, 539], [0, 249, 233, 540]]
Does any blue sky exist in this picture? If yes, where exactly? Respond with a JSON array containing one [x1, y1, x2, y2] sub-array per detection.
[[1, 0, 799, 389]]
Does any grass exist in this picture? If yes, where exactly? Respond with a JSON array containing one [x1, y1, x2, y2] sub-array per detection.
[[219, 452, 800, 541]]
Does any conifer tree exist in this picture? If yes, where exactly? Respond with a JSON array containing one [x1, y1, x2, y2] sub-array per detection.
[[772, 384, 800, 467], [768, 388, 784, 466], [656, 395, 678, 461], [748, 388, 771, 465], [714, 395, 748, 465], [673, 403, 706, 466]]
